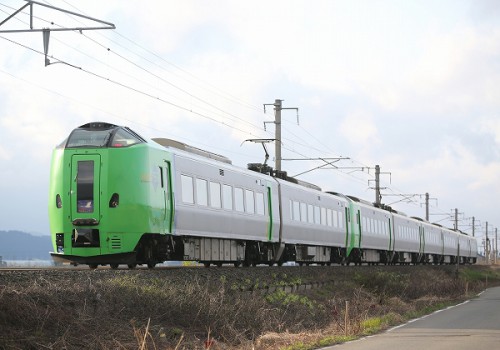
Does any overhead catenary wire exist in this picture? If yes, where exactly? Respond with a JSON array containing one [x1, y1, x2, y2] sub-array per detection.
[[58, 0, 262, 113], [1, 1, 266, 134], [0, 34, 267, 141]]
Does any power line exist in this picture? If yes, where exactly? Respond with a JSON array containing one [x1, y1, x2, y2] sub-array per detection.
[[0, 34, 267, 140], [1, 1, 265, 133], [59, 0, 261, 112]]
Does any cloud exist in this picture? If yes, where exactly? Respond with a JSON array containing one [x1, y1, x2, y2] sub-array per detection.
[[339, 109, 380, 154], [0, 145, 10, 161]]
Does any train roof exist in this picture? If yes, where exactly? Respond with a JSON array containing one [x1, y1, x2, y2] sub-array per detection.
[[152, 138, 232, 164]]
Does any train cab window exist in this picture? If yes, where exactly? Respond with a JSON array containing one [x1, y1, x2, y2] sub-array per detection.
[[66, 123, 145, 148], [255, 192, 265, 215], [67, 128, 111, 148], [223, 184, 233, 210], [196, 179, 208, 206], [210, 182, 221, 208], [235, 187, 244, 212], [245, 190, 255, 214], [181, 175, 194, 204], [110, 128, 143, 147]]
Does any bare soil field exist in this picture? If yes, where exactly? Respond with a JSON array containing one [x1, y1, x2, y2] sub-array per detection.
[[1, 264, 499, 349]]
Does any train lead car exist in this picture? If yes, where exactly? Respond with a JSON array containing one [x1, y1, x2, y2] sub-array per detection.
[[49, 122, 477, 268]]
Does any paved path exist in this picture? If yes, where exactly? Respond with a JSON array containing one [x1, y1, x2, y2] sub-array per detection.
[[322, 286, 500, 350]]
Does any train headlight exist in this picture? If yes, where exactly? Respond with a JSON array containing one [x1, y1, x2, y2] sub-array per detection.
[[56, 233, 64, 253]]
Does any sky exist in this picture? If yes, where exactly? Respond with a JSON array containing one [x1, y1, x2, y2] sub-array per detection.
[[0, 0, 499, 252]]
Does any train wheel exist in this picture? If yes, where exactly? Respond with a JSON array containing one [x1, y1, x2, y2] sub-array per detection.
[[216, 262, 222, 267], [110, 264, 119, 269], [147, 262, 156, 269], [127, 263, 137, 269], [234, 262, 241, 268], [89, 264, 98, 269], [204, 262, 210, 268]]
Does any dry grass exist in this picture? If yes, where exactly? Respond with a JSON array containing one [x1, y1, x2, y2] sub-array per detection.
[[0, 265, 498, 349]]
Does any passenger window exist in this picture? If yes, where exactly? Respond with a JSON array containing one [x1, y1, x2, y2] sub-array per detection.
[[196, 178, 208, 206], [255, 192, 265, 215], [308, 204, 314, 223], [293, 201, 300, 221], [321, 207, 327, 226], [301, 203, 307, 223], [223, 184, 233, 210], [314, 206, 320, 224], [235, 187, 244, 212], [210, 182, 221, 208], [245, 189, 255, 214], [181, 175, 194, 204], [327, 209, 333, 227], [159, 167, 164, 188]]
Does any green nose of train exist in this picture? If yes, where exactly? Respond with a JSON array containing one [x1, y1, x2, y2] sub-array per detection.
[[49, 122, 172, 269]]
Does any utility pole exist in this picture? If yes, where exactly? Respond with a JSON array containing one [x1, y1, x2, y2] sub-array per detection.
[[375, 165, 381, 206], [454, 208, 459, 230], [486, 221, 489, 264], [371, 165, 390, 206], [472, 216, 475, 237], [425, 193, 429, 221], [496, 228, 498, 265], [263, 99, 298, 172]]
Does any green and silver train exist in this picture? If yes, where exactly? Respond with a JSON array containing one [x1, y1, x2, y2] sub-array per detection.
[[49, 122, 477, 268]]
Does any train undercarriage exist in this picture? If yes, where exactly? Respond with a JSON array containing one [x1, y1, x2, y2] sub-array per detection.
[[51, 233, 476, 269]]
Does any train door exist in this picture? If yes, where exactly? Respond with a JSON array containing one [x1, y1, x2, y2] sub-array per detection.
[[70, 154, 101, 249], [161, 160, 174, 234], [419, 226, 425, 256], [266, 186, 274, 241], [70, 155, 101, 223], [387, 217, 394, 256], [345, 204, 361, 259]]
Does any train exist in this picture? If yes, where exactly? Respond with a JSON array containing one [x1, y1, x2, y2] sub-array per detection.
[[49, 122, 477, 268]]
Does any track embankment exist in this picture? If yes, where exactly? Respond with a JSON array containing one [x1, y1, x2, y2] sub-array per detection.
[[1, 264, 498, 349]]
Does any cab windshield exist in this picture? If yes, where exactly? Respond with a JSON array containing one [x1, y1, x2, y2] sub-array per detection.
[[65, 122, 146, 148]]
